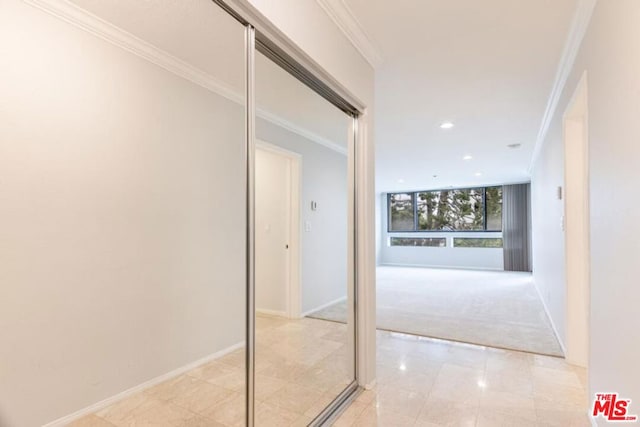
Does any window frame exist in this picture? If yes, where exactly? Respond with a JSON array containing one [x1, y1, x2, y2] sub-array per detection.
[[453, 237, 504, 248], [387, 186, 503, 233], [389, 236, 447, 247], [386, 192, 417, 232]]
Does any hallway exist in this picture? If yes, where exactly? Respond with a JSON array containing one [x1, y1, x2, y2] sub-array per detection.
[[66, 325, 587, 427], [3, 0, 640, 425]]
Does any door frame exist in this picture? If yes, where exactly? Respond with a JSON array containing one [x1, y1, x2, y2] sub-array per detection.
[[256, 140, 302, 319], [562, 71, 590, 368]]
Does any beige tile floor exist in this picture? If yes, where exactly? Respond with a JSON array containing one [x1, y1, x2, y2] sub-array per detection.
[[68, 317, 588, 427], [333, 330, 589, 427], [69, 315, 352, 427]]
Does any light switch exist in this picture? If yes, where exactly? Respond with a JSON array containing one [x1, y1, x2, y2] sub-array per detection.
[[305, 221, 311, 232]]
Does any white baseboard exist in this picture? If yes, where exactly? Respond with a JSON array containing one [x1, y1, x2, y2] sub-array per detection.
[[533, 280, 567, 356], [301, 296, 347, 318], [363, 379, 377, 390], [43, 341, 244, 427], [380, 262, 504, 272], [256, 308, 288, 318]]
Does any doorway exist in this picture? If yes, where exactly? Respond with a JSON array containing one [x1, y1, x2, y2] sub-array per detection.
[[563, 72, 590, 368], [252, 43, 358, 425], [255, 143, 301, 319]]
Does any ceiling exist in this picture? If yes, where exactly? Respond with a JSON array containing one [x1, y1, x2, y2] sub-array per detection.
[[59, 0, 578, 187], [343, 0, 578, 192]]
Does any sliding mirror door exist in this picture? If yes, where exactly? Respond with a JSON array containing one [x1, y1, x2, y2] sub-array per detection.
[[253, 50, 357, 425]]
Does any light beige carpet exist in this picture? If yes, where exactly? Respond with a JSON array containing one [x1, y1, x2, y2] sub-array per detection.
[[307, 266, 563, 357]]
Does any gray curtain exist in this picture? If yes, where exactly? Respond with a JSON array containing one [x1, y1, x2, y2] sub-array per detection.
[[503, 183, 532, 272]]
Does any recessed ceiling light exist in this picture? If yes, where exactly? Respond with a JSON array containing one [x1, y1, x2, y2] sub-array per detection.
[[440, 121, 454, 129], [475, 172, 482, 177], [463, 155, 473, 160], [507, 143, 522, 149]]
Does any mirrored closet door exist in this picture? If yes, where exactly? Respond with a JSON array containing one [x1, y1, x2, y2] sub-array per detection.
[[251, 47, 357, 425]]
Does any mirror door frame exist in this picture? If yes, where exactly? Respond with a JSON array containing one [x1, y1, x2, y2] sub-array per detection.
[[210, 1, 368, 425]]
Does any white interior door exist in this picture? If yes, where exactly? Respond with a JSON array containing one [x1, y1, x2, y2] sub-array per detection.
[[255, 147, 291, 317]]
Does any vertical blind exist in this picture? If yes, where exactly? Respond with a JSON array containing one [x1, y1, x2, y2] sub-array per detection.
[[503, 183, 532, 272]]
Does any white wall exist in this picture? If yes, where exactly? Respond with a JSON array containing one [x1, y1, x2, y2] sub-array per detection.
[[375, 191, 383, 265], [257, 120, 348, 315], [379, 194, 505, 271], [563, 80, 589, 367], [531, 126, 567, 345], [0, 1, 246, 426], [380, 235, 504, 271], [531, 0, 640, 420]]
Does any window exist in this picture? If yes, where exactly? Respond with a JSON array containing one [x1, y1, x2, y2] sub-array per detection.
[[485, 186, 502, 231], [388, 186, 502, 232], [453, 238, 503, 248], [388, 193, 415, 231], [390, 237, 446, 247], [416, 189, 484, 231]]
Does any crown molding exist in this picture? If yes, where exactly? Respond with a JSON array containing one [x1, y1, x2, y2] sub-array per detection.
[[22, 0, 348, 156], [257, 108, 347, 155], [23, 0, 242, 104], [528, 0, 597, 173], [316, 0, 383, 69]]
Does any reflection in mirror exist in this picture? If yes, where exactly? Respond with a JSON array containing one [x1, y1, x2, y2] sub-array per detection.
[[254, 51, 355, 424], [0, 0, 246, 425]]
